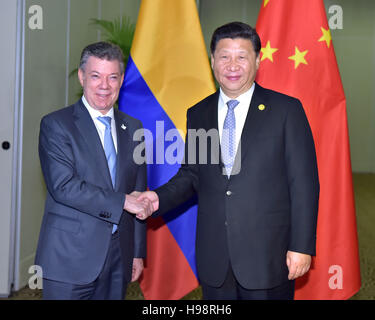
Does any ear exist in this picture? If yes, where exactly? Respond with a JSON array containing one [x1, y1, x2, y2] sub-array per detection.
[[210, 53, 215, 69], [78, 68, 84, 87], [255, 54, 261, 70], [120, 73, 125, 86]]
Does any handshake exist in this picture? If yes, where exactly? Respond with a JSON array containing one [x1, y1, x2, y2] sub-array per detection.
[[123, 191, 159, 220]]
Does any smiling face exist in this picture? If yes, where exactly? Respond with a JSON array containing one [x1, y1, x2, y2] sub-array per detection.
[[211, 38, 260, 98], [78, 56, 124, 114]]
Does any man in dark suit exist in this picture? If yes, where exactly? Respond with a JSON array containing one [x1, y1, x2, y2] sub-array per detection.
[[134, 22, 319, 300], [36, 42, 152, 299]]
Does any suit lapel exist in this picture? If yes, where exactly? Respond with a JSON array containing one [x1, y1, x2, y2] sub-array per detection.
[[113, 108, 132, 191], [73, 100, 113, 189], [234, 83, 269, 171]]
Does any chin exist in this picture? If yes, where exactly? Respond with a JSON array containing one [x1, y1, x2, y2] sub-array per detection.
[[224, 86, 242, 94], [94, 102, 111, 109]]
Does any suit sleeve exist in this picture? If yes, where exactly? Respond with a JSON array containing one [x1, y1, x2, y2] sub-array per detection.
[[284, 100, 320, 255], [153, 108, 199, 216], [132, 124, 147, 258], [38, 115, 125, 224]]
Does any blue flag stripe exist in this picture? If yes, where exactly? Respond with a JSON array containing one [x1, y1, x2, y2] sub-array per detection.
[[118, 56, 198, 278]]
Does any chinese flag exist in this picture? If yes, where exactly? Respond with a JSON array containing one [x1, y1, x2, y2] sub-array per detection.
[[256, 0, 361, 299]]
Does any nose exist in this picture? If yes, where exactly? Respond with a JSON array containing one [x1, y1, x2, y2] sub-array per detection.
[[226, 58, 240, 71], [100, 77, 110, 89]]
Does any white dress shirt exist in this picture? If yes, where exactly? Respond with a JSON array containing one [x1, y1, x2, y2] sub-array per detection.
[[218, 83, 255, 156], [81, 95, 118, 153]]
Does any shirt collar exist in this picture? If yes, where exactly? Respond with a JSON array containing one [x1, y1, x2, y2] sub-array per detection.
[[219, 82, 255, 107]]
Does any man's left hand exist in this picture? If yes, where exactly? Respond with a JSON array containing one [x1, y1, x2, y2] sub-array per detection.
[[286, 251, 311, 280], [131, 258, 144, 282]]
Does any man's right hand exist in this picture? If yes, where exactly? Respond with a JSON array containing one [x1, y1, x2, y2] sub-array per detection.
[[124, 194, 153, 219], [128, 191, 159, 220]]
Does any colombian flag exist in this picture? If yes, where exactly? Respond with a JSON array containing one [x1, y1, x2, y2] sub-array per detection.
[[118, 0, 215, 299]]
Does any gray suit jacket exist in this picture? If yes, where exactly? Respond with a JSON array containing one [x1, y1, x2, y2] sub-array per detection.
[[36, 99, 146, 285]]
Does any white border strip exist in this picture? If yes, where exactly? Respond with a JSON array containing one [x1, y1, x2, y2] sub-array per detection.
[[13, 0, 26, 292]]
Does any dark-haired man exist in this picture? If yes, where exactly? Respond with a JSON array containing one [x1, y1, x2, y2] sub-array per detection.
[[134, 22, 319, 300], [36, 42, 151, 299]]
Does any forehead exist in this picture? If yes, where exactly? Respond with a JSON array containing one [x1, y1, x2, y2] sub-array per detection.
[[85, 56, 121, 73], [215, 37, 254, 53]]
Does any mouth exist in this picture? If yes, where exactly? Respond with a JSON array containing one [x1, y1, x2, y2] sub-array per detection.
[[226, 75, 241, 82], [96, 93, 111, 100]]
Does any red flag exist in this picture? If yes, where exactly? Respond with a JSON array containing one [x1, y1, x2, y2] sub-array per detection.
[[256, 0, 361, 299]]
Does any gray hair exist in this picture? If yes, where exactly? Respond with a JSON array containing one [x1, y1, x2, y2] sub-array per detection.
[[79, 41, 125, 74]]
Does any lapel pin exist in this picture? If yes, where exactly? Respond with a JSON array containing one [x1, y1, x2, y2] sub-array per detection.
[[121, 124, 127, 130], [258, 104, 266, 111]]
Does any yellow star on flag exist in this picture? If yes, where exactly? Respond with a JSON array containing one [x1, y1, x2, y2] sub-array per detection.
[[318, 27, 332, 48], [288, 46, 308, 69], [264, 0, 271, 7], [261, 41, 278, 62]]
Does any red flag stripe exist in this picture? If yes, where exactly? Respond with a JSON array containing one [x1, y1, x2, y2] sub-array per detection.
[[139, 216, 199, 300]]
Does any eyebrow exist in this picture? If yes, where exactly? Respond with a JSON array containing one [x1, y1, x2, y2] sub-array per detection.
[[217, 48, 249, 53], [89, 71, 120, 75]]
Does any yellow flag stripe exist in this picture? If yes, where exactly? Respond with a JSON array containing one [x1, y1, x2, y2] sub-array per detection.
[[131, 0, 216, 134]]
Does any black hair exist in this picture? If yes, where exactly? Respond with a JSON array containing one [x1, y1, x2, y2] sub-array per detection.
[[210, 22, 261, 56]]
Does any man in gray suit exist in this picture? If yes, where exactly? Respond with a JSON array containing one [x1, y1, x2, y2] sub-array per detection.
[[36, 42, 152, 299]]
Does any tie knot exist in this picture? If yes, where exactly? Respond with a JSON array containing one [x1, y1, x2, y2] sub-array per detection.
[[227, 100, 239, 110], [97, 116, 112, 128]]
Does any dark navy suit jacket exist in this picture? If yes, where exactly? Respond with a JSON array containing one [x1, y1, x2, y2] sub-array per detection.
[[155, 83, 319, 289], [36, 99, 147, 285]]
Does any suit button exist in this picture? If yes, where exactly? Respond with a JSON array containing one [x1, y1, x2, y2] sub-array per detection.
[[226, 190, 232, 196], [224, 221, 228, 226]]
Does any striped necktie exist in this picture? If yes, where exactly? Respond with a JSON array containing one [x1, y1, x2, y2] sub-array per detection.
[[222, 99, 239, 177], [97, 116, 117, 233]]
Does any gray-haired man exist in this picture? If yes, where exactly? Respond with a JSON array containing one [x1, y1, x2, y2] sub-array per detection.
[[36, 42, 151, 299]]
